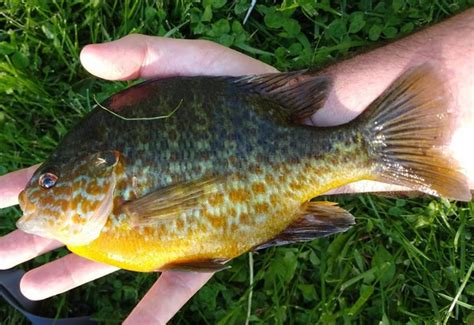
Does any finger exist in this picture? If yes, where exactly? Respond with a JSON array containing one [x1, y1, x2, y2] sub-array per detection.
[[124, 271, 213, 324], [20, 254, 118, 300], [451, 125, 474, 188], [0, 165, 39, 208], [0, 230, 62, 270], [326, 180, 412, 195], [80, 34, 277, 80]]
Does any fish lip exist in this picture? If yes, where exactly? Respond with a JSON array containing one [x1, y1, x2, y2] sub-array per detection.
[[16, 213, 42, 234], [16, 213, 58, 241], [18, 190, 27, 211], [17, 191, 43, 235]]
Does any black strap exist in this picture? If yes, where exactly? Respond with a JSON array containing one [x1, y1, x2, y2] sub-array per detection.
[[0, 269, 95, 324]]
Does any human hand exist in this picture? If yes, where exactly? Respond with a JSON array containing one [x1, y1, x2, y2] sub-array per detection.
[[0, 35, 276, 324]]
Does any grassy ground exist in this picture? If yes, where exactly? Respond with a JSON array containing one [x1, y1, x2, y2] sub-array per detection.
[[1, 0, 473, 324]]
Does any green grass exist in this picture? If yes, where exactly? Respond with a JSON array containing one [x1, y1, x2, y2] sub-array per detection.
[[1, 0, 473, 324]]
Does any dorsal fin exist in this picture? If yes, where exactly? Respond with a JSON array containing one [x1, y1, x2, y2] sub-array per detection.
[[232, 71, 332, 123], [254, 201, 355, 250]]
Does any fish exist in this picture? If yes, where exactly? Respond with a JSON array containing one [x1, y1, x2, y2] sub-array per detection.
[[16, 65, 471, 272]]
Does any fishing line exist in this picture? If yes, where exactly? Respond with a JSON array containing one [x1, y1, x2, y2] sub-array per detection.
[[93, 95, 183, 121]]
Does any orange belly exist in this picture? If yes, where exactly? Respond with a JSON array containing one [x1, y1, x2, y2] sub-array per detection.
[[68, 152, 372, 272]]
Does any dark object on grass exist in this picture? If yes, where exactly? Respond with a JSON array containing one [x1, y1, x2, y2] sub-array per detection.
[[0, 268, 94, 324]]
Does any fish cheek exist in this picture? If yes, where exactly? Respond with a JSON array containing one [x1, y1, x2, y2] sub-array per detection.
[[51, 153, 121, 245], [86, 180, 102, 197], [62, 172, 117, 245]]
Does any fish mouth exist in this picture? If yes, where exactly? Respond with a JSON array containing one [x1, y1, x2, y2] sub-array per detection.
[[17, 191, 56, 239], [16, 213, 48, 236], [16, 191, 44, 236], [18, 190, 28, 212], [16, 214, 35, 232]]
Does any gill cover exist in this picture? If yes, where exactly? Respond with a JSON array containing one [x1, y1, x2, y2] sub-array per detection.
[[17, 151, 120, 246]]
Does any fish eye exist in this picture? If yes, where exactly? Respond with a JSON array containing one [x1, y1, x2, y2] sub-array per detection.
[[39, 173, 58, 189]]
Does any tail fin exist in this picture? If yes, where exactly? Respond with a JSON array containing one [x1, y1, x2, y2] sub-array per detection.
[[355, 64, 471, 201]]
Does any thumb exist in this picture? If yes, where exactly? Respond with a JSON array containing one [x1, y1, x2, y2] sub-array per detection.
[[80, 34, 276, 81], [80, 34, 149, 80]]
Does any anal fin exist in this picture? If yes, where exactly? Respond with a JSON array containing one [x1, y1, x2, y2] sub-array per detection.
[[159, 258, 230, 272], [254, 201, 355, 250]]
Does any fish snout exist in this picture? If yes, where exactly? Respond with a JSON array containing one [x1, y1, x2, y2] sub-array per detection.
[[18, 190, 28, 212], [17, 191, 46, 235], [16, 213, 41, 234]]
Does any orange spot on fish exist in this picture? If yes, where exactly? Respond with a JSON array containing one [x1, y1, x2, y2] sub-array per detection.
[[81, 199, 91, 214], [113, 197, 125, 214], [198, 223, 207, 233], [57, 199, 68, 211], [44, 210, 60, 220], [176, 219, 184, 231], [86, 181, 102, 196], [255, 202, 269, 214], [265, 174, 275, 185], [70, 197, 80, 211], [290, 182, 304, 191], [270, 194, 279, 206], [104, 218, 113, 228], [228, 155, 237, 165], [55, 187, 69, 198], [252, 182, 266, 194], [142, 226, 154, 238], [208, 193, 224, 207], [229, 189, 250, 203], [30, 191, 40, 201], [228, 208, 236, 217], [115, 179, 128, 192], [41, 195, 55, 206], [240, 213, 250, 225], [158, 224, 166, 233], [208, 215, 224, 228], [252, 166, 264, 174], [72, 214, 83, 224]]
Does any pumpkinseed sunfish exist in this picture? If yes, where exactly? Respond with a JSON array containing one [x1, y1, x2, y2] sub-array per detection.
[[16, 65, 471, 272]]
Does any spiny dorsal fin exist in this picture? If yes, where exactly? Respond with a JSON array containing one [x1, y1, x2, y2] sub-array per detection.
[[232, 71, 332, 123], [122, 177, 223, 226], [254, 201, 355, 250], [159, 258, 230, 272]]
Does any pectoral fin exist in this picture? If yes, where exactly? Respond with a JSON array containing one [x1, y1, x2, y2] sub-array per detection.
[[121, 177, 223, 226], [159, 258, 230, 272], [254, 201, 355, 250]]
